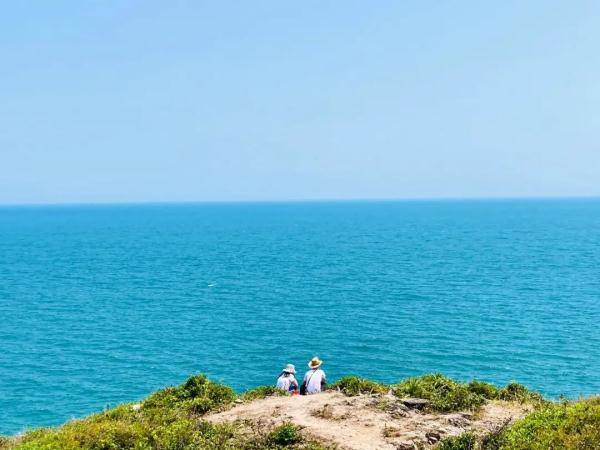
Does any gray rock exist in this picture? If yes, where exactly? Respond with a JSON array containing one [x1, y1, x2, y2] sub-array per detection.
[[426, 431, 441, 443], [401, 398, 430, 410], [446, 414, 470, 427]]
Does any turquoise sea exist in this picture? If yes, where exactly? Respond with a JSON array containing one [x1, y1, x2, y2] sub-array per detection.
[[1, 199, 599, 434]]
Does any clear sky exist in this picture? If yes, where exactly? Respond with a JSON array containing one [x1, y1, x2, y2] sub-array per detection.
[[1, 1, 599, 204]]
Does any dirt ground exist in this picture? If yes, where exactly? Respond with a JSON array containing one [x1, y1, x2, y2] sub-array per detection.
[[207, 392, 530, 449]]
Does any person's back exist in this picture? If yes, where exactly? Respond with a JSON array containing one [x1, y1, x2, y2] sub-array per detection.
[[276, 364, 298, 393], [302, 357, 326, 394]]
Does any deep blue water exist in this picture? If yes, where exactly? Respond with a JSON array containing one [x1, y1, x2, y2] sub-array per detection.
[[1, 199, 599, 434]]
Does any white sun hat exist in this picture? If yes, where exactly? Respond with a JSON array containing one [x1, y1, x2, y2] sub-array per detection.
[[283, 363, 296, 374]]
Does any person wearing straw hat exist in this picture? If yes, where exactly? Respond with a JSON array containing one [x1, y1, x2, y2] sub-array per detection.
[[276, 364, 299, 394], [300, 357, 327, 395]]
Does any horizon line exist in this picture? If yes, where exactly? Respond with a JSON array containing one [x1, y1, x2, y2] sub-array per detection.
[[1, 194, 599, 208]]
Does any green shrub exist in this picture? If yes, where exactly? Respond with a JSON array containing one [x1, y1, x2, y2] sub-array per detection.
[[241, 386, 289, 402], [497, 383, 543, 404], [143, 374, 235, 415], [467, 380, 500, 400], [267, 423, 302, 446], [180, 397, 216, 415], [14, 420, 150, 450], [149, 418, 200, 449], [437, 432, 479, 450], [194, 421, 238, 447], [329, 376, 388, 396], [494, 397, 600, 450], [393, 374, 486, 412]]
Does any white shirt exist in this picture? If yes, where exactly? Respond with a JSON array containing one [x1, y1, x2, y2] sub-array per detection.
[[276, 374, 298, 392], [303, 368, 326, 394]]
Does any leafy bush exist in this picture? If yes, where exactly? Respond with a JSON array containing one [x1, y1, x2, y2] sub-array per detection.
[[437, 432, 479, 450], [149, 418, 201, 449], [494, 397, 600, 449], [241, 385, 289, 402], [497, 382, 544, 404], [143, 374, 235, 415], [14, 419, 150, 450], [267, 423, 302, 446], [438, 397, 600, 450], [330, 376, 389, 396], [393, 374, 486, 412], [467, 380, 500, 400]]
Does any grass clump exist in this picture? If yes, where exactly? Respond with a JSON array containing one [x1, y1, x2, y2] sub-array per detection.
[[437, 396, 600, 450], [143, 374, 236, 414], [267, 423, 302, 446], [330, 374, 543, 413], [392, 374, 543, 413], [437, 432, 479, 450], [394, 374, 487, 412], [467, 380, 500, 400], [241, 385, 289, 402], [329, 376, 389, 396], [493, 396, 600, 449], [497, 382, 544, 404]]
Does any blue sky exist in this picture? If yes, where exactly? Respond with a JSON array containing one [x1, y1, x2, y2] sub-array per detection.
[[1, 1, 599, 204]]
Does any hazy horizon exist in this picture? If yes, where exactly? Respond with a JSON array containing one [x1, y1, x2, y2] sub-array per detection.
[[3, 194, 600, 209], [2, 2, 599, 204]]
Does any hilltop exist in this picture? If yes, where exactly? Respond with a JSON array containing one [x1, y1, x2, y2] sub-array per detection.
[[1, 373, 598, 449]]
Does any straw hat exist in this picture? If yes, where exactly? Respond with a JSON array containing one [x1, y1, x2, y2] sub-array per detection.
[[283, 364, 296, 374], [308, 357, 322, 369]]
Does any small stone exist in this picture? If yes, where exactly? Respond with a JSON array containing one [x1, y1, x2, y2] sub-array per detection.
[[401, 398, 430, 410], [426, 431, 441, 443], [446, 414, 469, 427], [234, 399, 243, 404], [131, 404, 141, 411]]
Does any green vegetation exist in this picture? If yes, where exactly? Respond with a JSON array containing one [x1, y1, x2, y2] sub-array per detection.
[[466, 380, 500, 399], [1, 373, 596, 450], [266, 423, 302, 446], [394, 374, 490, 412], [436, 397, 600, 450], [241, 386, 289, 402], [494, 396, 600, 449], [329, 374, 541, 409], [389, 374, 543, 413], [329, 374, 542, 413], [437, 432, 478, 450], [497, 382, 544, 404], [1, 375, 327, 450], [329, 376, 389, 396]]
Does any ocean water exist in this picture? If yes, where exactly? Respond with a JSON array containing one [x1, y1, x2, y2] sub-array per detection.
[[1, 199, 599, 434]]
